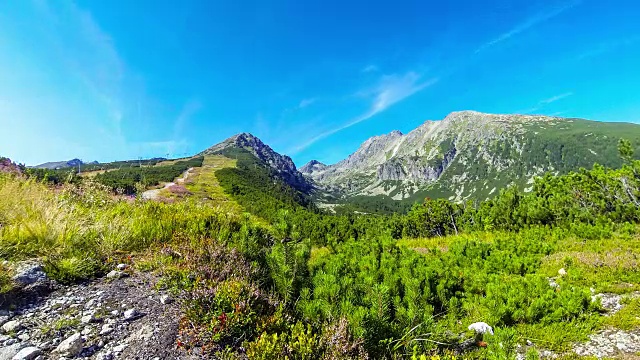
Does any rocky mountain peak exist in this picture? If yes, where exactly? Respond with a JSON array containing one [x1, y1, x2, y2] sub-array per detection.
[[299, 160, 327, 175], [200, 133, 312, 192]]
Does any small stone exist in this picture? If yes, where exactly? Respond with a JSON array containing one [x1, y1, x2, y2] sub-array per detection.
[[123, 309, 139, 321], [106, 270, 128, 279], [81, 327, 93, 336], [159, 294, 173, 304], [558, 268, 567, 276], [11, 346, 42, 360], [99, 324, 113, 335], [110, 310, 119, 317], [5, 338, 18, 345], [17, 333, 29, 341], [54, 332, 83, 357], [2, 320, 22, 333], [95, 351, 114, 360], [116, 263, 128, 270], [81, 314, 95, 324], [112, 344, 126, 353]]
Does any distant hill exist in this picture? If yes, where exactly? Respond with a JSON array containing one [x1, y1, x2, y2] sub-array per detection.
[[301, 111, 640, 204], [33, 158, 96, 170]]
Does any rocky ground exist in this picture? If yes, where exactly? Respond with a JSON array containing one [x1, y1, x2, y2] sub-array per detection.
[[0, 263, 201, 360], [515, 291, 640, 360]]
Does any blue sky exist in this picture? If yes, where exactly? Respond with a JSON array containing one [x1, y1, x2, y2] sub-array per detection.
[[1, 0, 639, 166]]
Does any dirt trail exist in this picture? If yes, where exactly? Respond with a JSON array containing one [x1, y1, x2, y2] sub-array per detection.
[[141, 168, 193, 200]]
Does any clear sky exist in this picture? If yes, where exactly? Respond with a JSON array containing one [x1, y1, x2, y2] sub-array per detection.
[[1, 0, 639, 166]]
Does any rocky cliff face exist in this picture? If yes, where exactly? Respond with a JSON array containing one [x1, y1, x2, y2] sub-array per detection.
[[302, 111, 640, 202], [200, 133, 312, 193]]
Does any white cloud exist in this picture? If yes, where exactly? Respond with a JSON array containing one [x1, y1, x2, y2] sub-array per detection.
[[476, 0, 581, 53], [298, 98, 316, 108], [517, 92, 573, 114], [291, 72, 438, 153], [541, 92, 574, 104], [362, 64, 379, 73]]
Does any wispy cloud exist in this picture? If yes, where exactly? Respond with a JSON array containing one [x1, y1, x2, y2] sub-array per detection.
[[476, 0, 581, 53], [362, 64, 379, 73], [574, 36, 640, 61], [518, 91, 573, 114], [540, 92, 574, 104], [549, 110, 569, 117], [34, 0, 129, 138], [298, 98, 316, 109], [173, 99, 202, 137], [291, 72, 438, 153]]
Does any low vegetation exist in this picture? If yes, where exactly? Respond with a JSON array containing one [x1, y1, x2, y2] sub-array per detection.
[[1, 140, 639, 358]]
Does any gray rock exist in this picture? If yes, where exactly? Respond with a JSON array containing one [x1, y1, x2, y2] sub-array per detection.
[[12, 263, 47, 287], [123, 308, 139, 321], [1, 320, 22, 333], [54, 333, 83, 357], [573, 329, 640, 357], [159, 294, 173, 304], [16, 334, 29, 342], [0, 343, 23, 360], [116, 264, 128, 270], [11, 346, 41, 360]]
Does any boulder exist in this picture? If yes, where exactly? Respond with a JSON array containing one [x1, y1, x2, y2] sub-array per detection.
[[54, 332, 83, 357], [11, 346, 41, 360]]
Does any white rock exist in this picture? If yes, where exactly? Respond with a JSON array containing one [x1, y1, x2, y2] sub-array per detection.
[[99, 324, 113, 335], [16, 334, 29, 341], [1, 320, 22, 333], [112, 344, 126, 353], [160, 294, 173, 304], [11, 346, 41, 360], [0, 343, 23, 360], [95, 352, 113, 360], [81, 314, 95, 324], [106, 270, 127, 279], [123, 309, 139, 321], [116, 264, 128, 270], [54, 332, 83, 357], [558, 268, 567, 276], [81, 327, 93, 336]]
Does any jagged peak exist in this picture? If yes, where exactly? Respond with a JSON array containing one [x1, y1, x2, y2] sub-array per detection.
[[299, 160, 327, 174]]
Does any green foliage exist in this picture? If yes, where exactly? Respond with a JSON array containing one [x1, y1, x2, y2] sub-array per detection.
[[93, 156, 204, 194], [4, 137, 640, 359], [246, 322, 319, 360]]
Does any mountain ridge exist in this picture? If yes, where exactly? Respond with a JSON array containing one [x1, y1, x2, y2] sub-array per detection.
[[301, 111, 640, 202]]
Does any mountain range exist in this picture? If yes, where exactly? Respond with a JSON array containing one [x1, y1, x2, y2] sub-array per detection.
[[195, 111, 640, 207], [298, 111, 640, 203]]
